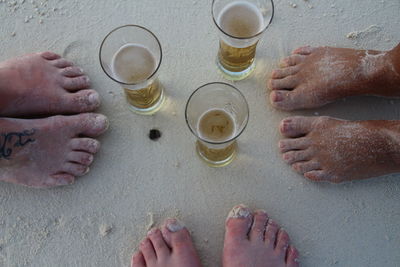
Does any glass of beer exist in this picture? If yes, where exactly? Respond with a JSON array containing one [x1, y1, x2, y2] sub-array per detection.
[[185, 82, 249, 167], [212, 0, 274, 80], [99, 25, 164, 115]]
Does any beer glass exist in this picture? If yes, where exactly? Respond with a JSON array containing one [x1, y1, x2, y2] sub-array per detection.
[[185, 82, 249, 167], [99, 25, 164, 115], [212, 0, 274, 80]]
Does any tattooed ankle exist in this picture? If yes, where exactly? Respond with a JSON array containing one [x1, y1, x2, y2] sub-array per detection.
[[0, 129, 36, 159]]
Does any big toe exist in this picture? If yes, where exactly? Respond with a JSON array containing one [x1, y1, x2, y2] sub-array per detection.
[[279, 116, 315, 138], [225, 205, 253, 242]]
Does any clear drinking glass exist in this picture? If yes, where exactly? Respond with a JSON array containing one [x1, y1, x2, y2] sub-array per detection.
[[185, 82, 249, 167], [212, 0, 274, 80], [99, 25, 164, 115]]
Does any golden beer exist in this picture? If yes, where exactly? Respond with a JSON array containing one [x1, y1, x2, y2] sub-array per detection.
[[215, 1, 265, 79], [218, 40, 258, 73], [112, 43, 163, 112], [196, 109, 237, 166], [123, 80, 162, 110]]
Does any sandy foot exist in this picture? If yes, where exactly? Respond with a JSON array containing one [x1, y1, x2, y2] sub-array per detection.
[[0, 51, 100, 117], [0, 113, 108, 188]]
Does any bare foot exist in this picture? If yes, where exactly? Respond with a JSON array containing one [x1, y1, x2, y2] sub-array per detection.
[[131, 218, 202, 267], [0, 113, 108, 188], [0, 51, 100, 117], [269, 44, 400, 110], [279, 116, 400, 183], [223, 205, 299, 267]]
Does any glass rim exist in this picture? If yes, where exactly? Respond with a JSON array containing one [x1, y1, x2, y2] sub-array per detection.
[[99, 24, 163, 86], [185, 82, 250, 145], [211, 0, 274, 40]]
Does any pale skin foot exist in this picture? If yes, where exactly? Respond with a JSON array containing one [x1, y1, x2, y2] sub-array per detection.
[[223, 205, 299, 267], [268, 44, 400, 110], [0, 51, 100, 117], [279, 116, 400, 183], [0, 113, 108, 188], [131, 218, 202, 267]]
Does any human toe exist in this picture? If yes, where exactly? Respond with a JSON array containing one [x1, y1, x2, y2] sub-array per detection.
[[139, 238, 157, 264], [62, 162, 89, 177], [270, 88, 311, 111], [275, 229, 290, 259], [268, 76, 299, 90], [61, 66, 84, 78], [62, 90, 100, 113], [279, 55, 306, 67], [46, 173, 75, 187], [225, 205, 253, 242], [160, 218, 193, 250], [67, 151, 94, 166], [292, 160, 321, 174], [264, 219, 279, 248], [249, 210, 268, 242], [131, 251, 146, 267], [40, 51, 61, 60], [147, 228, 170, 259], [279, 116, 315, 138], [279, 137, 311, 153], [282, 149, 313, 165], [286, 245, 300, 267], [292, 46, 316, 55], [69, 138, 101, 154], [73, 113, 108, 137], [271, 66, 300, 79], [62, 76, 91, 90], [52, 58, 74, 68]]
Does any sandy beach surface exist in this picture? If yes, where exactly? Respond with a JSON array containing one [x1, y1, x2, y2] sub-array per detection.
[[1, 0, 400, 266]]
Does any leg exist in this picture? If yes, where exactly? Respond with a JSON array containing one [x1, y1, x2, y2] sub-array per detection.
[[0, 113, 108, 188], [0, 51, 100, 117], [223, 205, 299, 267], [279, 116, 400, 183], [269, 43, 400, 110], [131, 218, 202, 267]]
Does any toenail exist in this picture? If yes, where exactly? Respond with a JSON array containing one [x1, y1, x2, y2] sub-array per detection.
[[278, 141, 285, 149], [255, 209, 267, 216], [88, 93, 99, 105], [282, 122, 292, 132], [227, 205, 251, 220], [166, 219, 185, 233], [272, 92, 283, 102], [83, 167, 90, 175], [147, 228, 158, 236], [85, 76, 90, 83], [294, 258, 300, 263]]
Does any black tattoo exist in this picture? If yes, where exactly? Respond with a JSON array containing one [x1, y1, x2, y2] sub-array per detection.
[[0, 129, 36, 160]]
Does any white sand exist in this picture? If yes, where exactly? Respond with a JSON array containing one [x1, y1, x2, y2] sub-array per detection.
[[0, 0, 400, 266]]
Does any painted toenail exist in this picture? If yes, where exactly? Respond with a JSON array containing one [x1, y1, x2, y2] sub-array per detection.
[[166, 219, 185, 232], [88, 93, 99, 105], [227, 205, 251, 220]]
